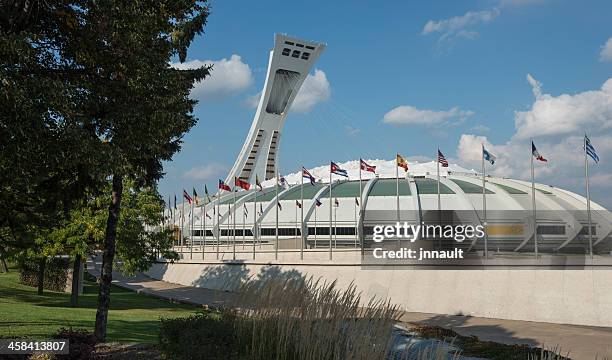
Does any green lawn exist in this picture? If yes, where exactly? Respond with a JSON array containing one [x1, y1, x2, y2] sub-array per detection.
[[0, 269, 198, 343]]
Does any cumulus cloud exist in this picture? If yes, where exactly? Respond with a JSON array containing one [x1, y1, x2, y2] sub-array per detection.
[[183, 163, 228, 181], [245, 69, 331, 113], [454, 76, 612, 208], [600, 37, 612, 62], [383, 105, 474, 126], [344, 125, 360, 137], [422, 8, 500, 42], [514, 76, 612, 139], [291, 69, 331, 112], [172, 55, 253, 101]]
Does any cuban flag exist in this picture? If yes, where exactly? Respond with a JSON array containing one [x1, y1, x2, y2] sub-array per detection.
[[302, 167, 316, 185], [483, 147, 496, 165], [360, 159, 376, 173], [585, 135, 599, 163], [331, 162, 348, 177], [218, 179, 231, 192], [531, 141, 548, 162], [315, 198, 322, 207], [183, 189, 193, 204]]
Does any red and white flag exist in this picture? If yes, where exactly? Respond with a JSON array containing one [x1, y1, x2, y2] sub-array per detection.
[[235, 177, 250, 190], [360, 159, 376, 173]]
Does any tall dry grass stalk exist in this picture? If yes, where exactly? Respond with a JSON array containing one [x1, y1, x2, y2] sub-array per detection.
[[229, 276, 401, 360]]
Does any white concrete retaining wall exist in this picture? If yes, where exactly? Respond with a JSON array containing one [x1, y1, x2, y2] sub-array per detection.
[[146, 250, 612, 327]]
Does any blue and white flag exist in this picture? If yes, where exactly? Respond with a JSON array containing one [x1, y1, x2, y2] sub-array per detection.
[[585, 135, 599, 163], [483, 147, 496, 165], [331, 162, 348, 177]]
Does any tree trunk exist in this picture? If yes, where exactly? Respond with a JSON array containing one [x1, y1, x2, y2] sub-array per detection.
[[0, 246, 8, 273], [94, 174, 123, 342], [37, 257, 46, 295], [70, 254, 81, 307]]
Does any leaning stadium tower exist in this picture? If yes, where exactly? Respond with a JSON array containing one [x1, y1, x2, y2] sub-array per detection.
[[224, 34, 325, 184]]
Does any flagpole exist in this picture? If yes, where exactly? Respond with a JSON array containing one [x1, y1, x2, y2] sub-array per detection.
[[329, 162, 333, 260], [300, 170, 304, 259], [437, 150, 441, 250], [233, 185, 237, 260], [295, 200, 298, 251], [359, 160, 362, 253], [396, 157, 400, 248], [314, 203, 318, 248], [531, 141, 538, 259], [275, 174, 279, 260], [482, 145, 488, 259], [190, 197, 194, 260], [216, 191, 220, 260], [334, 202, 337, 248], [202, 196, 206, 259], [585, 135, 594, 259], [253, 184, 257, 260], [243, 204, 246, 250], [181, 194, 184, 257], [354, 198, 357, 248]]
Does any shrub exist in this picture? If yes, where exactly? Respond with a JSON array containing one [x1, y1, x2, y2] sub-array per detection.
[[18, 258, 70, 292], [53, 328, 96, 360]]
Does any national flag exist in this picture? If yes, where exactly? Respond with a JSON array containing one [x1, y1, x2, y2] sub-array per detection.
[[235, 177, 251, 190], [531, 142, 548, 162], [218, 179, 231, 192], [256, 175, 263, 191], [174, 194, 177, 210], [204, 185, 211, 202], [277, 201, 282, 210], [206, 212, 211, 219], [193, 187, 200, 205], [483, 147, 496, 165], [360, 159, 376, 173], [278, 175, 288, 189], [355, 197, 359, 206], [334, 198, 339, 207], [437, 150, 449, 167], [331, 162, 348, 177], [259, 203, 263, 215], [585, 135, 599, 163], [396, 154, 409, 172], [243, 203, 248, 216], [315, 198, 322, 207], [183, 189, 193, 204], [302, 167, 316, 185], [296, 200, 302, 209]]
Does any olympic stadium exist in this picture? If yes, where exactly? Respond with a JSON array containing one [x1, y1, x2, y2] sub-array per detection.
[[167, 33, 612, 258], [152, 34, 612, 329]]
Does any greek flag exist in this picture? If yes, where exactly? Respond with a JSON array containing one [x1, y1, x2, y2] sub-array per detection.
[[585, 135, 599, 163], [483, 147, 496, 165]]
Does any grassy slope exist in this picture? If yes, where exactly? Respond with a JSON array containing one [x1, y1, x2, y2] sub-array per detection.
[[0, 270, 197, 343]]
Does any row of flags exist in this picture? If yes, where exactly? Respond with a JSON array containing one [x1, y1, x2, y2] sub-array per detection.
[[168, 134, 599, 214]]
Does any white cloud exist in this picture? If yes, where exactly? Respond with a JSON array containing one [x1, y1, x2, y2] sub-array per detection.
[[600, 37, 612, 62], [344, 125, 360, 137], [470, 124, 490, 133], [514, 76, 612, 139], [245, 69, 331, 113], [454, 76, 612, 208], [526, 73, 542, 99], [383, 105, 474, 126], [291, 69, 331, 112], [172, 55, 253, 100], [422, 8, 500, 41], [183, 163, 228, 181]]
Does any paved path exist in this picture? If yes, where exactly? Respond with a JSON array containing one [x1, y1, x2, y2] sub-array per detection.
[[86, 258, 612, 359]]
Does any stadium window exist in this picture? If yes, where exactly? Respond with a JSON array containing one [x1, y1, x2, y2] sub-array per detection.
[[282, 48, 290, 56], [579, 226, 597, 235], [292, 50, 300, 58], [306, 45, 315, 50], [537, 225, 566, 235], [301, 52, 310, 60], [296, 43, 304, 47], [284, 41, 294, 45]]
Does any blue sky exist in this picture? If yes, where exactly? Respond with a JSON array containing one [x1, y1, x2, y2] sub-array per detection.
[[160, 0, 612, 208]]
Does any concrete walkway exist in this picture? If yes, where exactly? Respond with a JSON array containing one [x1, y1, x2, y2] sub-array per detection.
[[87, 258, 612, 360]]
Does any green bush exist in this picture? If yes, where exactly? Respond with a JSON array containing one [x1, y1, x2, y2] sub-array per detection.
[[159, 309, 240, 360], [18, 258, 70, 292]]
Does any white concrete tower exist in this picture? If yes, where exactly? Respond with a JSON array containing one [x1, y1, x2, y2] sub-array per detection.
[[225, 34, 325, 184]]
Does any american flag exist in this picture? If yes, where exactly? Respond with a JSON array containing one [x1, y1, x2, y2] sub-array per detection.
[[437, 149, 449, 167]]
